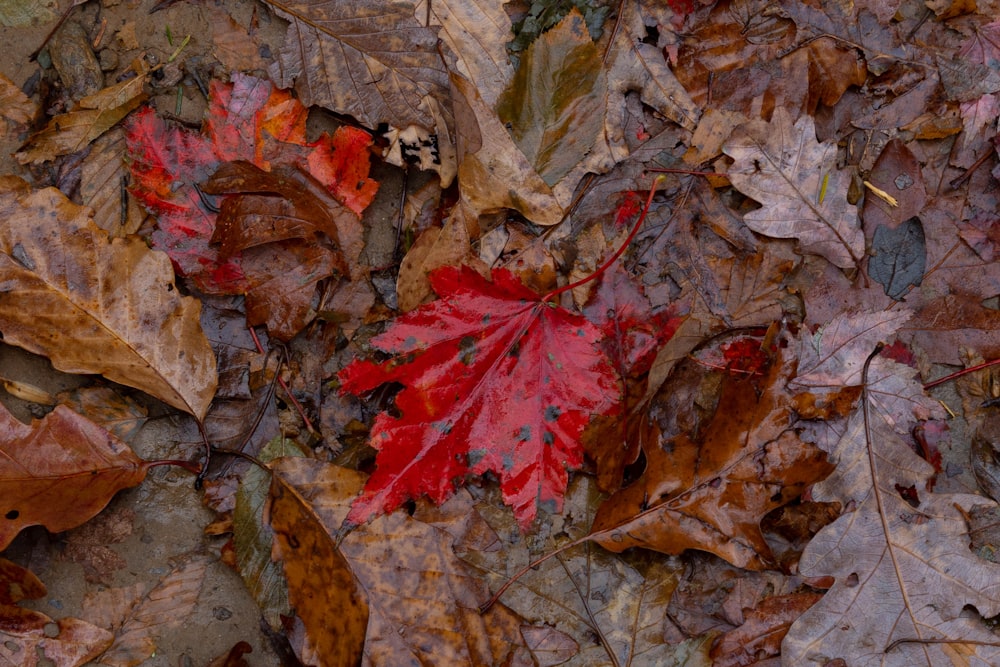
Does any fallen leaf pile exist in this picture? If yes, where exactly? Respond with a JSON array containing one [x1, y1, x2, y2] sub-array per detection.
[[1, 1, 1000, 665]]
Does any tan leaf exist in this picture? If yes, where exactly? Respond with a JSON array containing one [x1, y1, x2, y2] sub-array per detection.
[[396, 201, 489, 312], [86, 556, 209, 667], [16, 68, 148, 164], [265, 0, 450, 131], [0, 402, 151, 551], [0, 71, 35, 133], [414, 0, 512, 107], [724, 107, 864, 269], [269, 457, 527, 666], [452, 72, 563, 226], [80, 128, 145, 237], [0, 179, 217, 419], [784, 358, 1000, 666]]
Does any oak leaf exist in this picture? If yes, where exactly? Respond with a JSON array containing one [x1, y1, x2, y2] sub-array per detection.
[[339, 265, 621, 530], [269, 457, 527, 666], [0, 178, 217, 419], [0, 402, 151, 550], [590, 349, 834, 570], [783, 357, 1000, 666], [460, 476, 685, 666], [723, 107, 864, 270]]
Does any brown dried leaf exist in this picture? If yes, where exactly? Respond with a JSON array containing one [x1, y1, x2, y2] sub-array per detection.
[[269, 457, 527, 666], [86, 556, 209, 667], [80, 128, 144, 237], [0, 403, 151, 550], [451, 71, 563, 226], [265, 0, 449, 131], [710, 592, 822, 667], [0, 179, 217, 419], [592, 350, 834, 570], [0, 608, 113, 667], [0, 71, 35, 133], [414, 0, 512, 107], [460, 476, 684, 666], [784, 357, 1000, 666], [16, 68, 148, 164], [724, 108, 865, 270], [397, 202, 490, 312]]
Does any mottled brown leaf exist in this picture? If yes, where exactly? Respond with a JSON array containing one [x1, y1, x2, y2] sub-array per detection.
[[269, 457, 527, 666], [592, 350, 834, 570], [0, 178, 217, 419], [265, 0, 450, 131], [16, 68, 147, 164]]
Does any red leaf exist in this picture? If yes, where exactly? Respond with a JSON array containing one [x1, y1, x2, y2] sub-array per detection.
[[339, 266, 621, 530], [125, 73, 377, 293]]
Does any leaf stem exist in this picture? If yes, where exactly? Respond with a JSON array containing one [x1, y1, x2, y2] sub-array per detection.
[[923, 357, 1000, 390], [542, 175, 666, 304]]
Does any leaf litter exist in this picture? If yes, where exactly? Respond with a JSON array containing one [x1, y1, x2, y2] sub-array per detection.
[[2, 0, 1000, 665]]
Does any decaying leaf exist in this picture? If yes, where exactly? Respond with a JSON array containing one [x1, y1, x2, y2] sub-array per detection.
[[339, 266, 621, 530], [591, 348, 833, 569], [269, 457, 527, 666], [126, 73, 377, 293], [0, 178, 218, 419], [0, 71, 35, 134], [84, 556, 209, 667], [0, 402, 151, 551], [16, 64, 148, 164], [81, 128, 145, 237], [461, 476, 685, 666], [496, 10, 611, 202], [265, 0, 450, 131], [783, 357, 1000, 666], [724, 108, 864, 270]]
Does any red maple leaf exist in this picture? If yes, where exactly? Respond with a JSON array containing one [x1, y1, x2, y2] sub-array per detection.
[[125, 73, 378, 293], [338, 266, 622, 530]]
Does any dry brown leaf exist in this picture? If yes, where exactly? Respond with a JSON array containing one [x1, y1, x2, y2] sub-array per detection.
[[724, 108, 865, 270], [604, 0, 700, 158], [397, 202, 489, 312], [85, 556, 209, 667], [209, 6, 269, 73], [451, 72, 563, 225], [0, 178, 217, 419], [269, 457, 528, 666], [710, 592, 822, 667], [0, 71, 35, 134], [460, 476, 684, 666], [414, 0, 512, 107], [16, 67, 148, 164], [783, 357, 1000, 666], [80, 128, 145, 237], [0, 402, 151, 550], [265, 0, 449, 131], [591, 349, 834, 569], [0, 609, 113, 667]]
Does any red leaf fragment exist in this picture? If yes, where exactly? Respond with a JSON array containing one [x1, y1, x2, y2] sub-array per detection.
[[125, 73, 377, 293], [339, 266, 621, 530]]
